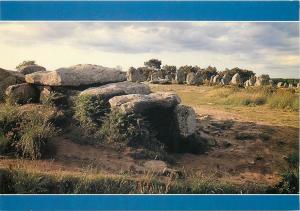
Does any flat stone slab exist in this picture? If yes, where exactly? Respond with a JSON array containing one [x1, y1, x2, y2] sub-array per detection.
[[25, 64, 126, 86], [109, 92, 181, 114], [80, 81, 151, 99]]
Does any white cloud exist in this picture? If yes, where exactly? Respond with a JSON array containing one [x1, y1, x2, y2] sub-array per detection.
[[0, 22, 298, 78]]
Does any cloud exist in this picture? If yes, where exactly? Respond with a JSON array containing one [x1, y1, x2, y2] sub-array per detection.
[[0, 22, 298, 78]]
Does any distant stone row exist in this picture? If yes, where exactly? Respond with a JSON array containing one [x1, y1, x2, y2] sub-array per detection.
[[128, 67, 300, 88]]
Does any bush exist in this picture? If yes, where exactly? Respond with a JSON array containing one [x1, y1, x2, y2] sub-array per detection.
[[98, 111, 139, 146], [269, 169, 299, 194], [0, 103, 59, 159], [17, 123, 57, 159], [74, 94, 109, 133], [16, 60, 35, 70]]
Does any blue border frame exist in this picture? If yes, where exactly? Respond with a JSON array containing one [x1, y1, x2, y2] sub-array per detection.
[[0, 195, 299, 210], [0, 1, 299, 21]]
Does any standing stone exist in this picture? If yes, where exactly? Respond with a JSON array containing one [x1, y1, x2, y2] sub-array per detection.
[[277, 82, 283, 88], [186, 72, 196, 85], [221, 73, 231, 85], [0, 68, 25, 101], [5, 83, 39, 104], [194, 72, 204, 85], [127, 67, 145, 82], [283, 83, 288, 88], [231, 73, 242, 85], [213, 75, 221, 84], [244, 80, 251, 87], [297, 83, 300, 88], [255, 74, 270, 86], [175, 69, 186, 84], [25, 64, 126, 86], [18, 64, 46, 75], [173, 104, 197, 137], [249, 76, 256, 86], [209, 75, 215, 84], [165, 74, 173, 82], [289, 83, 294, 88]]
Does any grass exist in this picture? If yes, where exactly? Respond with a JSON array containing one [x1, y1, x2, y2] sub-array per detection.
[[150, 84, 299, 127], [0, 103, 59, 159], [0, 167, 271, 194]]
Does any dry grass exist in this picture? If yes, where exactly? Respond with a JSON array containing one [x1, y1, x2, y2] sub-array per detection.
[[149, 84, 299, 127]]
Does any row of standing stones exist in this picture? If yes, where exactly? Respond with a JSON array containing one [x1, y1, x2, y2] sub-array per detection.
[[0, 64, 197, 141], [128, 66, 300, 88]]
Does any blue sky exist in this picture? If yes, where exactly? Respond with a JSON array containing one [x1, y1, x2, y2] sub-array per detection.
[[0, 22, 298, 78]]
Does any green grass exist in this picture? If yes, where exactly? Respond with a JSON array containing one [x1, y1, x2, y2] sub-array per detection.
[[0, 168, 270, 194], [0, 103, 59, 159]]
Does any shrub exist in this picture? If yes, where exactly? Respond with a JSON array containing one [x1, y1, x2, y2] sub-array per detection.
[[16, 60, 35, 70], [17, 123, 57, 159], [74, 94, 109, 133], [0, 103, 59, 159], [98, 110, 148, 146], [269, 169, 299, 194], [0, 133, 11, 155]]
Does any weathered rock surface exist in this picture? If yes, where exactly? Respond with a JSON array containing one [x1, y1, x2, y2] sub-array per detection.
[[297, 83, 300, 88], [18, 64, 46, 75], [283, 83, 288, 88], [231, 73, 242, 85], [0, 68, 25, 100], [289, 83, 294, 88], [175, 68, 185, 84], [5, 83, 38, 104], [221, 73, 231, 85], [194, 72, 204, 85], [25, 64, 126, 86], [186, 72, 196, 85], [255, 74, 270, 86], [127, 67, 145, 82], [150, 78, 171, 84], [80, 81, 151, 99], [109, 92, 181, 114], [174, 104, 197, 137]]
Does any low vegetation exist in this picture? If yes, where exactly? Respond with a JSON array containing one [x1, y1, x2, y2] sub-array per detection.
[[0, 168, 271, 194], [0, 103, 58, 159]]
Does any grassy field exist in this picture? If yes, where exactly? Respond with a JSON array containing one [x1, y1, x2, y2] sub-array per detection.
[[150, 84, 299, 128], [0, 84, 299, 194]]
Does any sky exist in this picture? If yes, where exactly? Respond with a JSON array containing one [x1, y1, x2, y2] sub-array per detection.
[[0, 22, 298, 78]]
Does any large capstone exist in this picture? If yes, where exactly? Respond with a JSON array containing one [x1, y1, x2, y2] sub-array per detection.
[[174, 104, 197, 137], [80, 81, 151, 99], [25, 64, 126, 86], [5, 83, 39, 104], [18, 64, 46, 75], [0, 68, 25, 100], [109, 92, 181, 114]]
